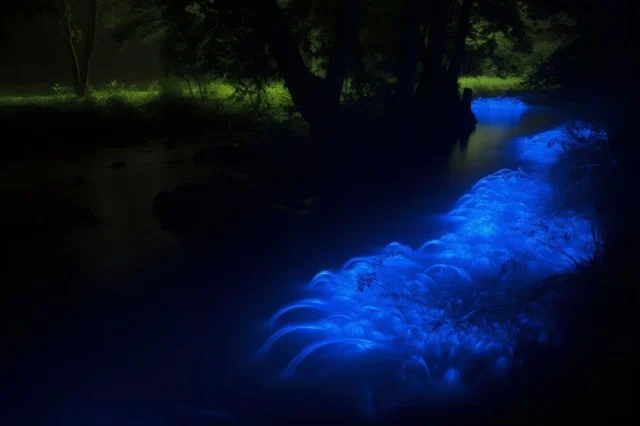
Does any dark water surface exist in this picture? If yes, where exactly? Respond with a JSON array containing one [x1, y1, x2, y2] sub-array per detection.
[[3, 102, 567, 425]]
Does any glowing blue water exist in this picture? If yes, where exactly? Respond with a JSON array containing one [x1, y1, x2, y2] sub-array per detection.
[[259, 98, 597, 408], [471, 97, 530, 124], [516, 122, 607, 166]]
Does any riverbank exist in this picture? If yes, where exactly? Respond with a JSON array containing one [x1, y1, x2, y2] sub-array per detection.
[[1, 75, 507, 240], [0, 76, 525, 156], [0, 75, 523, 107]]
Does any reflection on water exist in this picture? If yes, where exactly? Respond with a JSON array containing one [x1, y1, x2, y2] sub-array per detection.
[[446, 101, 566, 184], [256, 98, 594, 419], [2, 143, 214, 287], [1, 99, 568, 293], [7, 97, 579, 425]]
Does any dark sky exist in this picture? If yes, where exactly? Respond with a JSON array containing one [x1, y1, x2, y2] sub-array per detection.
[[0, 11, 164, 93]]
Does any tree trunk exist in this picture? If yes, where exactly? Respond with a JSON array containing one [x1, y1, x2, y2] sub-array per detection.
[[415, 0, 452, 106], [395, 0, 423, 128], [58, 0, 98, 98], [77, 0, 98, 98], [447, 0, 473, 84], [325, 0, 360, 108], [58, 0, 82, 97], [250, 0, 361, 136], [181, 75, 195, 101], [351, 29, 366, 87], [196, 76, 206, 105], [249, 0, 332, 132]]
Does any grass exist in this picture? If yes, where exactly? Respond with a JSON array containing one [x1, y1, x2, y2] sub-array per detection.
[[0, 79, 294, 117], [0, 76, 524, 157], [0, 76, 523, 110], [2, 81, 329, 166], [459, 75, 524, 97]]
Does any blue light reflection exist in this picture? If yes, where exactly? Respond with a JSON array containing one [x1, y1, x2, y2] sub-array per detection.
[[471, 97, 529, 124], [258, 98, 598, 409]]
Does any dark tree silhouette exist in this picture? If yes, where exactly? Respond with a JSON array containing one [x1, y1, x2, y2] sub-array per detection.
[[58, 0, 99, 98], [2, 0, 107, 98], [116, 0, 493, 139]]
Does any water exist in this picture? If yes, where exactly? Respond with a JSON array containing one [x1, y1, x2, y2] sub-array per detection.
[[253, 100, 598, 421], [4, 98, 587, 425]]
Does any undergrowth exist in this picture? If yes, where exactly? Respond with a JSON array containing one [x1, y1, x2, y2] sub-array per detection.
[[458, 76, 524, 97], [0, 76, 525, 156], [1, 76, 524, 115]]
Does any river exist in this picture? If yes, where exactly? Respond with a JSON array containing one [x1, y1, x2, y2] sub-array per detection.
[[4, 98, 590, 425]]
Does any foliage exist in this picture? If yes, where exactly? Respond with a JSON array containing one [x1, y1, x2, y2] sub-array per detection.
[[117, 1, 274, 90], [280, 0, 343, 77], [458, 76, 523, 96], [51, 83, 71, 97], [0, 79, 294, 122], [1, 75, 528, 113], [463, 1, 576, 78], [463, 0, 529, 76]]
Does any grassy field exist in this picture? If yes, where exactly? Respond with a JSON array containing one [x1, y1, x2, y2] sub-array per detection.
[[0, 76, 524, 111], [459, 75, 524, 96]]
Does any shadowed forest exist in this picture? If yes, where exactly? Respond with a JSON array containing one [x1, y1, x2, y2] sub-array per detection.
[[1, 1, 639, 425]]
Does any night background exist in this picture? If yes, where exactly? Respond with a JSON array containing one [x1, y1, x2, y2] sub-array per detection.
[[1, 0, 638, 425]]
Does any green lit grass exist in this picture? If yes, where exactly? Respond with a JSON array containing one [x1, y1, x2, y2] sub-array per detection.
[[0, 91, 157, 107], [459, 76, 524, 96], [0, 76, 523, 111], [0, 79, 290, 102]]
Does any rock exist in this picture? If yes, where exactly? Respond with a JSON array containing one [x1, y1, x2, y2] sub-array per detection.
[[110, 161, 126, 170]]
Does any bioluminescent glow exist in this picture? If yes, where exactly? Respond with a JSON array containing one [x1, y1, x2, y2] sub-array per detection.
[[516, 129, 566, 165], [282, 338, 393, 378], [258, 99, 600, 411], [516, 122, 609, 166], [258, 324, 328, 356], [471, 97, 529, 124], [265, 299, 329, 328]]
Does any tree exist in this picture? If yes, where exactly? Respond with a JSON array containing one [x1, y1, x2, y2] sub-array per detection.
[[2, 0, 112, 98], [116, 0, 532, 138], [447, 0, 474, 83], [525, 0, 639, 163], [463, 0, 532, 76], [57, 0, 99, 98]]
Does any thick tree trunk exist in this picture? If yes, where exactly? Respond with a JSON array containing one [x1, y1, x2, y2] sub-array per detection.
[[351, 29, 366, 86], [249, 0, 332, 132], [415, 0, 452, 108], [325, 0, 359, 107], [395, 0, 423, 128], [449, 0, 476, 135], [447, 0, 473, 84], [250, 0, 361, 136], [77, 0, 98, 98]]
